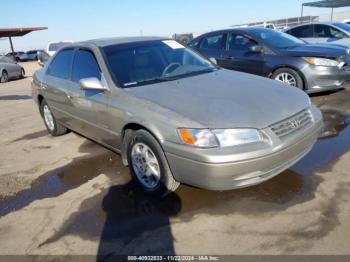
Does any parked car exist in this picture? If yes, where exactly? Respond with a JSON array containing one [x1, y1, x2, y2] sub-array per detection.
[[284, 22, 350, 47], [46, 41, 73, 57], [0, 56, 25, 83], [37, 50, 51, 66], [189, 28, 350, 93], [32, 37, 323, 196], [18, 50, 44, 61], [6, 52, 25, 62]]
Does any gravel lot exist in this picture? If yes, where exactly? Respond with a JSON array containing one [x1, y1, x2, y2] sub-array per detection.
[[0, 62, 349, 258]]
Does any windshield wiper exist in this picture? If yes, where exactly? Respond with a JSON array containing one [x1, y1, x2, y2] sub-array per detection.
[[123, 68, 217, 88], [123, 76, 176, 87]]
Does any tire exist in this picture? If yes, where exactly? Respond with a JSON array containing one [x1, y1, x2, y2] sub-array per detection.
[[1, 71, 8, 83], [271, 68, 304, 90], [40, 99, 68, 136], [20, 68, 25, 79], [126, 129, 180, 197]]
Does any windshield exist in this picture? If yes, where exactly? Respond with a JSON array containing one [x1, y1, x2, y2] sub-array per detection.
[[103, 40, 217, 87], [334, 23, 350, 33], [48, 42, 71, 51], [249, 29, 305, 49]]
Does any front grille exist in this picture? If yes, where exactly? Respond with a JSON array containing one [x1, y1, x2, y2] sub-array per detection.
[[270, 109, 313, 138]]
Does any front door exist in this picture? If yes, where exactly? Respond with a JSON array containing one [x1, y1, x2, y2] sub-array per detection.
[[70, 48, 114, 145], [220, 33, 265, 76], [196, 33, 226, 65]]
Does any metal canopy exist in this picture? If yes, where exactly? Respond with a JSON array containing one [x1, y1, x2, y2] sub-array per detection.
[[301, 0, 350, 21], [0, 27, 47, 60], [0, 27, 47, 38], [303, 0, 350, 8]]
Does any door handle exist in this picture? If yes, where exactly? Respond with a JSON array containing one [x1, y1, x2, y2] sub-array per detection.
[[66, 93, 74, 100], [226, 55, 235, 60]]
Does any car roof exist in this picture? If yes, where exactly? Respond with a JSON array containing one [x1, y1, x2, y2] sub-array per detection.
[[286, 22, 344, 30], [195, 27, 276, 37], [69, 36, 169, 48]]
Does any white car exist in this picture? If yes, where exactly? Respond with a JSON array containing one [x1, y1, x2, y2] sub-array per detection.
[[285, 22, 350, 48], [0, 56, 25, 83], [46, 41, 73, 57]]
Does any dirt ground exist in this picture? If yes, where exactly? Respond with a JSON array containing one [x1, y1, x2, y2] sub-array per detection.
[[0, 62, 350, 258]]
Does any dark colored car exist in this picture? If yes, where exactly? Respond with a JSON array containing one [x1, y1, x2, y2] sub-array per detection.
[[189, 28, 350, 93], [6, 52, 25, 62]]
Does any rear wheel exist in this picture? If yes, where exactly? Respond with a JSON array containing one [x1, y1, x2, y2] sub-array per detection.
[[40, 99, 68, 136], [1, 71, 8, 83], [271, 68, 304, 90], [126, 129, 180, 197]]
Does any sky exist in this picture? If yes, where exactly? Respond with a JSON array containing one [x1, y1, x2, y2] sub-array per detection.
[[1, 0, 350, 52]]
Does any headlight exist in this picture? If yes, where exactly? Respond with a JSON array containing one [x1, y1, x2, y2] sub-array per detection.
[[178, 128, 263, 148], [303, 57, 339, 67]]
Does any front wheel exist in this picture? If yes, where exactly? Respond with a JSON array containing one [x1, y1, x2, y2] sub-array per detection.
[[271, 68, 304, 90], [1, 71, 8, 83], [40, 99, 68, 136], [126, 129, 180, 197]]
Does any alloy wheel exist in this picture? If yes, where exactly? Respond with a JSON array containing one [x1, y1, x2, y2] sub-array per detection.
[[274, 72, 297, 87], [43, 105, 55, 131], [131, 142, 161, 189]]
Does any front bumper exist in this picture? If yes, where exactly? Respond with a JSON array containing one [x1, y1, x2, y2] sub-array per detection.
[[304, 64, 350, 93], [163, 107, 323, 191]]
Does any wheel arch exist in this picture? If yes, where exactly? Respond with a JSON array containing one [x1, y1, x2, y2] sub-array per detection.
[[268, 65, 307, 90], [120, 122, 165, 166]]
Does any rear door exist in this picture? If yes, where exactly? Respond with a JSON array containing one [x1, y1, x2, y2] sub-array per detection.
[[220, 33, 265, 76], [196, 33, 226, 64], [43, 48, 80, 129]]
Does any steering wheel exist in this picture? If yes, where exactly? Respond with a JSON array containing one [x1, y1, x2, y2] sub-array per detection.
[[162, 63, 181, 76]]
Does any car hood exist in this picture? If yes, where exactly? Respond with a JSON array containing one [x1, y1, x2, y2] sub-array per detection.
[[278, 44, 347, 58], [126, 69, 310, 129]]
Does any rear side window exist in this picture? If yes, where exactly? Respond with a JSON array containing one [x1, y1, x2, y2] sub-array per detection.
[[72, 49, 101, 82], [200, 34, 224, 50], [47, 49, 74, 79], [287, 25, 313, 38]]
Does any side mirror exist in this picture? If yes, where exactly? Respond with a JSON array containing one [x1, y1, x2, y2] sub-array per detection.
[[79, 77, 108, 91], [249, 45, 264, 53], [37, 50, 50, 67], [335, 33, 345, 39], [209, 57, 217, 65]]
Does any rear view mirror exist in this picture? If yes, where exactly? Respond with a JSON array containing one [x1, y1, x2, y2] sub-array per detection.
[[249, 45, 264, 53], [79, 77, 108, 91]]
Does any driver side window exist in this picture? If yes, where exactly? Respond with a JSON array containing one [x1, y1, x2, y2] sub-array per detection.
[[72, 49, 101, 83], [228, 34, 257, 51], [314, 25, 343, 38]]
